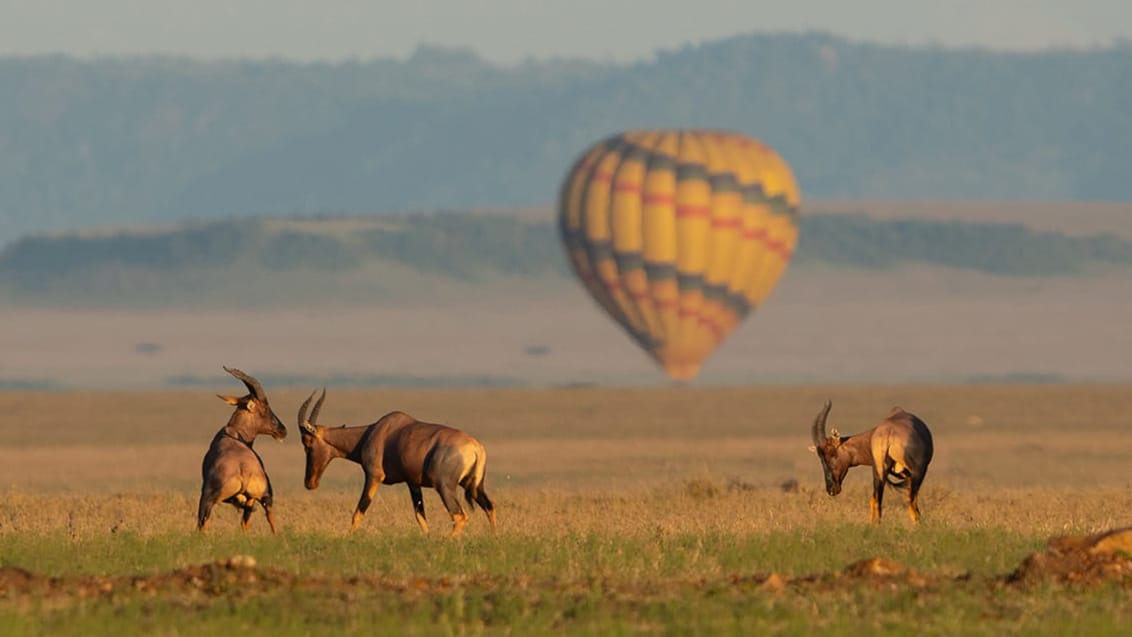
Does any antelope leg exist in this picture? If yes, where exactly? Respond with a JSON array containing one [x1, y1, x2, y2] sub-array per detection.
[[408, 484, 429, 534], [351, 474, 380, 532]]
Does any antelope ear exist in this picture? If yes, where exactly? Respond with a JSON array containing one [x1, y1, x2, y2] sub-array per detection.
[[217, 394, 240, 405], [829, 427, 840, 439], [244, 399, 257, 411], [807, 445, 817, 453]]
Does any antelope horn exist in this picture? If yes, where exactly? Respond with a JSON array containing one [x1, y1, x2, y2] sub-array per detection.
[[297, 390, 317, 433], [223, 366, 267, 402], [310, 388, 326, 427], [811, 399, 833, 446]]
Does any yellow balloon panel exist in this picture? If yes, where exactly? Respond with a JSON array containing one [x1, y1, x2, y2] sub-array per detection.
[[558, 130, 801, 381]]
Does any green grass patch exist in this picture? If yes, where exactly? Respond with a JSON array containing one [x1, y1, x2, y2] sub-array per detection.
[[1, 524, 1041, 581], [2, 578, 1131, 636]]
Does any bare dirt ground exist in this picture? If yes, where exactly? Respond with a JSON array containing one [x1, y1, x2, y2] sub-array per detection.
[[2, 540, 1129, 604]]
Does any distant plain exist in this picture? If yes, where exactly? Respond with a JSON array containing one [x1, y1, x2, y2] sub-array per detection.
[[3, 199, 1129, 389], [2, 264, 1128, 389]]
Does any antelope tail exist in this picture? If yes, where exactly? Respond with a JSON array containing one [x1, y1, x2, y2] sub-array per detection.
[[462, 448, 489, 510]]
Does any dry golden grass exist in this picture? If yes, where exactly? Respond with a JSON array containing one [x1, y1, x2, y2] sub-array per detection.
[[3, 483, 1130, 547], [0, 384, 1129, 539], [2, 384, 1131, 635]]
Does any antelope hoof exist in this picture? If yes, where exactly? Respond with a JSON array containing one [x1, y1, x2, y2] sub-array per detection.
[[450, 514, 468, 538]]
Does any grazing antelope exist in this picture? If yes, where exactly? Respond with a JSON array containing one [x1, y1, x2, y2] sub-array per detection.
[[809, 400, 934, 524], [297, 389, 496, 537], [197, 367, 287, 532]]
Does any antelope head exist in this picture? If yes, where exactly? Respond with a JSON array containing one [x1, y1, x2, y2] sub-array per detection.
[[217, 366, 287, 442], [297, 388, 333, 490], [810, 399, 847, 496]]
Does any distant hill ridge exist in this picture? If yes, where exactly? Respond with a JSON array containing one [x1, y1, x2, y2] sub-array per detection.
[[1, 33, 1130, 245], [2, 210, 1129, 308]]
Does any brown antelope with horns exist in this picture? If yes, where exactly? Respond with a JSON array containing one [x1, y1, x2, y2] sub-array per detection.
[[297, 390, 496, 537], [809, 400, 934, 524], [197, 367, 287, 532]]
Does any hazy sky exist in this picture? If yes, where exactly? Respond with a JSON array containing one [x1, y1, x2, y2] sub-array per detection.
[[2, 0, 1129, 64]]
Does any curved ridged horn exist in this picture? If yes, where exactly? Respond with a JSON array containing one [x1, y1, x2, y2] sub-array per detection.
[[223, 366, 266, 402], [297, 390, 317, 433], [310, 388, 326, 427], [294, 386, 326, 436], [812, 400, 833, 446]]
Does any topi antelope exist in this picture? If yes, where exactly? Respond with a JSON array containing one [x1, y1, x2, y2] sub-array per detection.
[[197, 367, 287, 532], [297, 389, 496, 537], [809, 400, 934, 524]]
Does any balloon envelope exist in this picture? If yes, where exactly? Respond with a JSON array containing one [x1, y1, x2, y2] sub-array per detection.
[[558, 130, 801, 381]]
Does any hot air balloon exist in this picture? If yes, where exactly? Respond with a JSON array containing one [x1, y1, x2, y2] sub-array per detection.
[[558, 130, 800, 381]]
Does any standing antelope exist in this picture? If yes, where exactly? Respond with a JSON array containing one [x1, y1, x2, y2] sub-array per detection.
[[809, 400, 934, 524], [297, 390, 496, 537], [197, 367, 287, 533]]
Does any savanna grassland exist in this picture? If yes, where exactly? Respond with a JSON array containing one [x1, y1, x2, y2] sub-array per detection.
[[1, 384, 1131, 635]]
